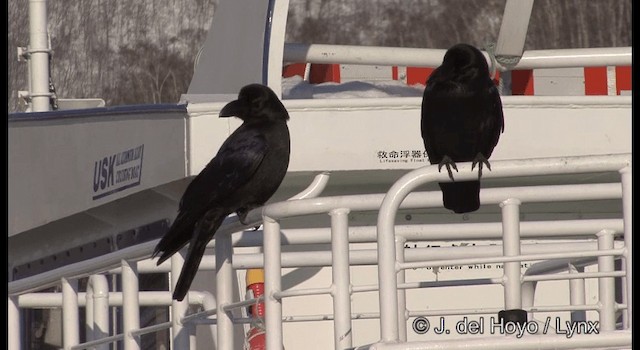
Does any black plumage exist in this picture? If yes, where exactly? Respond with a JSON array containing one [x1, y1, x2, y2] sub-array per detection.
[[153, 84, 291, 301], [420, 43, 504, 214]]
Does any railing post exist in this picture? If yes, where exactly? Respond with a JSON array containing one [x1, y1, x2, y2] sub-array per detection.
[[216, 231, 235, 350], [596, 229, 617, 331], [27, 0, 52, 112], [86, 274, 110, 350], [620, 166, 632, 328], [619, 259, 628, 329], [377, 189, 403, 343], [500, 198, 523, 311], [121, 259, 140, 350], [330, 208, 353, 349], [568, 264, 587, 323], [171, 251, 191, 349], [264, 216, 283, 350], [8, 296, 21, 350], [395, 236, 407, 341], [62, 277, 80, 349]]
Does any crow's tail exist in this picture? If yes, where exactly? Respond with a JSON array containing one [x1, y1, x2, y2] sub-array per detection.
[[153, 211, 198, 266], [439, 181, 481, 214], [172, 208, 227, 301]]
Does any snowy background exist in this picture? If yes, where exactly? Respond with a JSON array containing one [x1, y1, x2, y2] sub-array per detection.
[[7, 0, 632, 112]]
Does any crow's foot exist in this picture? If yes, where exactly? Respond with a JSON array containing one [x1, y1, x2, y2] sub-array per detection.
[[471, 153, 492, 179], [237, 207, 261, 231], [236, 208, 250, 225], [437, 156, 458, 181]]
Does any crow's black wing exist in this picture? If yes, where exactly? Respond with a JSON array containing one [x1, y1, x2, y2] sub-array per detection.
[[421, 67, 444, 164], [476, 83, 504, 159], [153, 126, 267, 264], [179, 126, 268, 212]]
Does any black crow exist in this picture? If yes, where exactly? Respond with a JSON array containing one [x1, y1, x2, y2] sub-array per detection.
[[420, 43, 504, 214], [153, 84, 291, 301]]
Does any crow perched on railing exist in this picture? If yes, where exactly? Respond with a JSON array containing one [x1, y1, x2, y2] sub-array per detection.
[[153, 84, 291, 301], [421, 43, 504, 214]]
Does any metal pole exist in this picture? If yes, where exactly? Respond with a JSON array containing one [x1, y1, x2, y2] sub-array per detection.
[[495, 0, 534, 60], [62, 278, 80, 349], [86, 279, 95, 343], [27, 0, 51, 111], [568, 264, 587, 323], [216, 231, 235, 350], [620, 166, 632, 328], [283, 43, 631, 70], [330, 208, 353, 349], [520, 281, 536, 330], [121, 260, 141, 350], [264, 217, 283, 350], [500, 198, 522, 310], [8, 297, 21, 350], [597, 229, 616, 331], [395, 236, 407, 341], [171, 251, 191, 349], [87, 275, 110, 350], [619, 260, 628, 329]]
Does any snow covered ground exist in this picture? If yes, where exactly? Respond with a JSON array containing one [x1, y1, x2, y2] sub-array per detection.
[[282, 75, 426, 99]]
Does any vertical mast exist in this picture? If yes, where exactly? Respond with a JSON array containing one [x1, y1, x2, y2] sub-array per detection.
[[25, 0, 52, 112]]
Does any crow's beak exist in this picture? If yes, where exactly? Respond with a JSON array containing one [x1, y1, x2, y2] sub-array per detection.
[[219, 100, 245, 118]]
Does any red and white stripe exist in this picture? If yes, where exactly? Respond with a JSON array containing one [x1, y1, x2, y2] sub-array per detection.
[[283, 63, 631, 96]]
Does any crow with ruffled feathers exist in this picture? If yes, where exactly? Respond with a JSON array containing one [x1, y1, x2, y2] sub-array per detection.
[[153, 84, 291, 301], [421, 43, 504, 213]]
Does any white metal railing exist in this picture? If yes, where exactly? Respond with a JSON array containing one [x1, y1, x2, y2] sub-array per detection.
[[8, 154, 632, 349], [371, 153, 631, 348], [283, 43, 632, 70]]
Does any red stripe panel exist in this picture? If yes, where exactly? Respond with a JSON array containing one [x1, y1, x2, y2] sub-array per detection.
[[584, 67, 608, 95], [391, 66, 399, 81], [406, 67, 435, 86], [616, 66, 631, 95], [282, 63, 307, 78], [309, 64, 341, 84], [511, 70, 534, 95]]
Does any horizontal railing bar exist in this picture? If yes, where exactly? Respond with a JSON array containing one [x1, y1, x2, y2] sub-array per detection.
[[283, 43, 632, 70], [18, 291, 208, 308], [129, 321, 173, 337], [69, 334, 124, 350], [264, 182, 623, 221], [274, 287, 333, 299], [222, 296, 265, 311], [522, 270, 626, 282], [181, 307, 218, 324], [400, 248, 624, 270]]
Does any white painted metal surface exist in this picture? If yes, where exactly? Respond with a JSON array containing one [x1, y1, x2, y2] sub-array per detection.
[[9, 153, 632, 348], [283, 43, 631, 70], [8, 105, 187, 237], [371, 154, 630, 348], [26, 0, 52, 112], [186, 95, 631, 175], [494, 0, 534, 63]]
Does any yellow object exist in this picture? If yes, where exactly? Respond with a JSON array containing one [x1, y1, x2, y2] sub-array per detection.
[[246, 268, 265, 285]]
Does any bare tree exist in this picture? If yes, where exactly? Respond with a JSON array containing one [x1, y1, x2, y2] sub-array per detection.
[[8, 0, 631, 113], [8, 0, 215, 112]]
